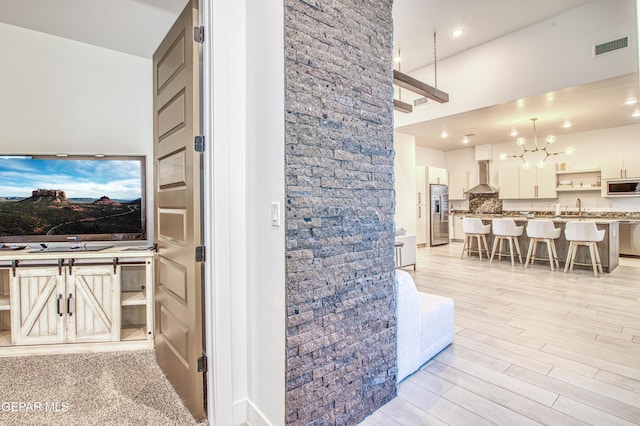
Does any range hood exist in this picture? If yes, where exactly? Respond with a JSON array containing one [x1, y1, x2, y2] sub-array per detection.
[[465, 160, 498, 194]]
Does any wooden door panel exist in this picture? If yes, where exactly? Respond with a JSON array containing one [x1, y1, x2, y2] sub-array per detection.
[[67, 265, 120, 343], [153, 0, 205, 420], [10, 268, 63, 345]]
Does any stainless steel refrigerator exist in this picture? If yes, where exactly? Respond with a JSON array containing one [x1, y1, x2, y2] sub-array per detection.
[[429, 184, 449, 246]]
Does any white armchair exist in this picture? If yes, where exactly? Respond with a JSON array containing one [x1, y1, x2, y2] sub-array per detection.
[[396, 270, 454, 382]]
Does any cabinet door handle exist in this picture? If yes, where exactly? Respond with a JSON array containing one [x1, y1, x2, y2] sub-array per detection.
[[418, 205, 421, 218], [57, 294, 64, 317], [67, 293, 73, 316]]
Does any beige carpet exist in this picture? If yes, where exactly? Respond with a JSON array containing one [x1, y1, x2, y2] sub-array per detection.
[[0, 350, 206, 425]]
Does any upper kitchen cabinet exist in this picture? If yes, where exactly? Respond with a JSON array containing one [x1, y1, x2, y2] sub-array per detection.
[[498, 167, 519, 199], [498, 166, 556, 199], [519, 166, 557, 198], [428, 167, 448, 185], [601, 154, 640, 179], [448, 170, 470, 200]]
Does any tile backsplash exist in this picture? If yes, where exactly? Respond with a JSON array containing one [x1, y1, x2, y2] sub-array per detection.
[[468, 193, 503, 213]]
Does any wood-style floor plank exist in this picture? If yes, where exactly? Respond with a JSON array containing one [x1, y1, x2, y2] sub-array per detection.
[[360, 243, 640, 425]]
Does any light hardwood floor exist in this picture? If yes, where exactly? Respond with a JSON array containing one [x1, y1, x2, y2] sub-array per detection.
[[361, 242, 640, 425]]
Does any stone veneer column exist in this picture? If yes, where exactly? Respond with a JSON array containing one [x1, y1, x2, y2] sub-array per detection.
[[284, 0, 396, 424]]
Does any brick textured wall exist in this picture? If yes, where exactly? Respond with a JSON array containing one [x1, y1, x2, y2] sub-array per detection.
[[284, 0, 396, 424]]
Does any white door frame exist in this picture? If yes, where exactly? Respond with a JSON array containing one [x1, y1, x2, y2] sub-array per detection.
[[201, 0, 236, 424]]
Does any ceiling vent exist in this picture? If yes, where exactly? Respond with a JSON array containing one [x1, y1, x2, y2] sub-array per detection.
[[593, 36, 629, 56]]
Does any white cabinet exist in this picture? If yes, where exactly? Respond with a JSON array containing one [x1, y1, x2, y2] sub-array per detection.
[[416, 166, 427, 245], [428, 167, 448, 185], [498, 167, 520, 199], [520, 166, 556, 198], [0, 248, 153, 352], [452, 214, 465, 241], [498, 166, 556, 199], [601, 155, 640, 179], [416, 204, 427, 246], [448, 170, 470, 200], [10, 264, 120, 345]]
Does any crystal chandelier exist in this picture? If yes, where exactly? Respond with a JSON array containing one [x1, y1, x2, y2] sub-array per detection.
[[499, 118, 575, 169]]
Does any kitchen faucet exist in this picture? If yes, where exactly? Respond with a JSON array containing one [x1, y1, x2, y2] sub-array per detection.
[[576, 198, 582, 216]]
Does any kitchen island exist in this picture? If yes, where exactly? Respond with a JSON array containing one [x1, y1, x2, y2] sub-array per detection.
[[463, 215, 619, 272]]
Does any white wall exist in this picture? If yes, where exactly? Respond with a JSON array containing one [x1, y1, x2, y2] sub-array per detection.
[[246, 0, 286, 424], [395, 0, 638, 129], [415, 146, 445, 167], [0, 22, 153, 239], [208, 0, 286, 424], [394, 132, 417, 234]]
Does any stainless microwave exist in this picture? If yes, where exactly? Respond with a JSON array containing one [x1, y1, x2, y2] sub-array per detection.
[[607, 179, 640, 196]]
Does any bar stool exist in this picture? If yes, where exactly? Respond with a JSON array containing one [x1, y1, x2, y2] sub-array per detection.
[[564, 221, 605, 277], [525, 220, 561, 271], [461, 218, 491, 261], [490, 218, 524, 266]]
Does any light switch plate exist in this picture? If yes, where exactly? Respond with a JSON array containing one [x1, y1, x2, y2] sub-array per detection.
[[271, 202, 280, 227]]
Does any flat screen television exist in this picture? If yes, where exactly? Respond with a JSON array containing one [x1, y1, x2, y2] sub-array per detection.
[[0, 155, 147, 244]]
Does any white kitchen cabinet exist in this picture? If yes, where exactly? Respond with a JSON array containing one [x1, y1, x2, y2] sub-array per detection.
[[416, 204, 427, 246], [428, 167, 448, 185], [452, 214, 465, 241], [498, 167, 520, 199], [0, 248, 154, 353], [519, 166, 557, 198], [601, 154, 640, 179], [499, 166, 556, 199], [448, 170, 470, 200], [416, 166, 427, 245]]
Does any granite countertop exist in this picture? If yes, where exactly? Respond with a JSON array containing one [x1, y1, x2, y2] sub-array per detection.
[[451, 210, 640, 221], [463, 215, 619, 224]]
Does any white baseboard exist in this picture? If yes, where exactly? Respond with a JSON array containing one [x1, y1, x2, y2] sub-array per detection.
[[233, 398, 272, 426]]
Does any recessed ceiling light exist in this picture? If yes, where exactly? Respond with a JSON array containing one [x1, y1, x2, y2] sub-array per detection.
[[562, 120, 572, 128], [625, 98, 638, 105], [451, 28, 464, 38], [441, 131, 448, 138], [393, 55, 402, 63], [633, 110, 640, 118], [462, 136, 470, 144], [510, 129, 518, 137]]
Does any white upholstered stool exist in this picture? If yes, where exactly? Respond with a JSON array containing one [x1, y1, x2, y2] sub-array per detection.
[[461, 217, 491, 261], [564, 221, 605, 277], [490, 218, 524, 265], [525, 220, 561, 271]]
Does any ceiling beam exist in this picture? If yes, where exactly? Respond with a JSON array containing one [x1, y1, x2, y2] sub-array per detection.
[[393, 69, 449, 103], [394, 99, 413, 113]]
